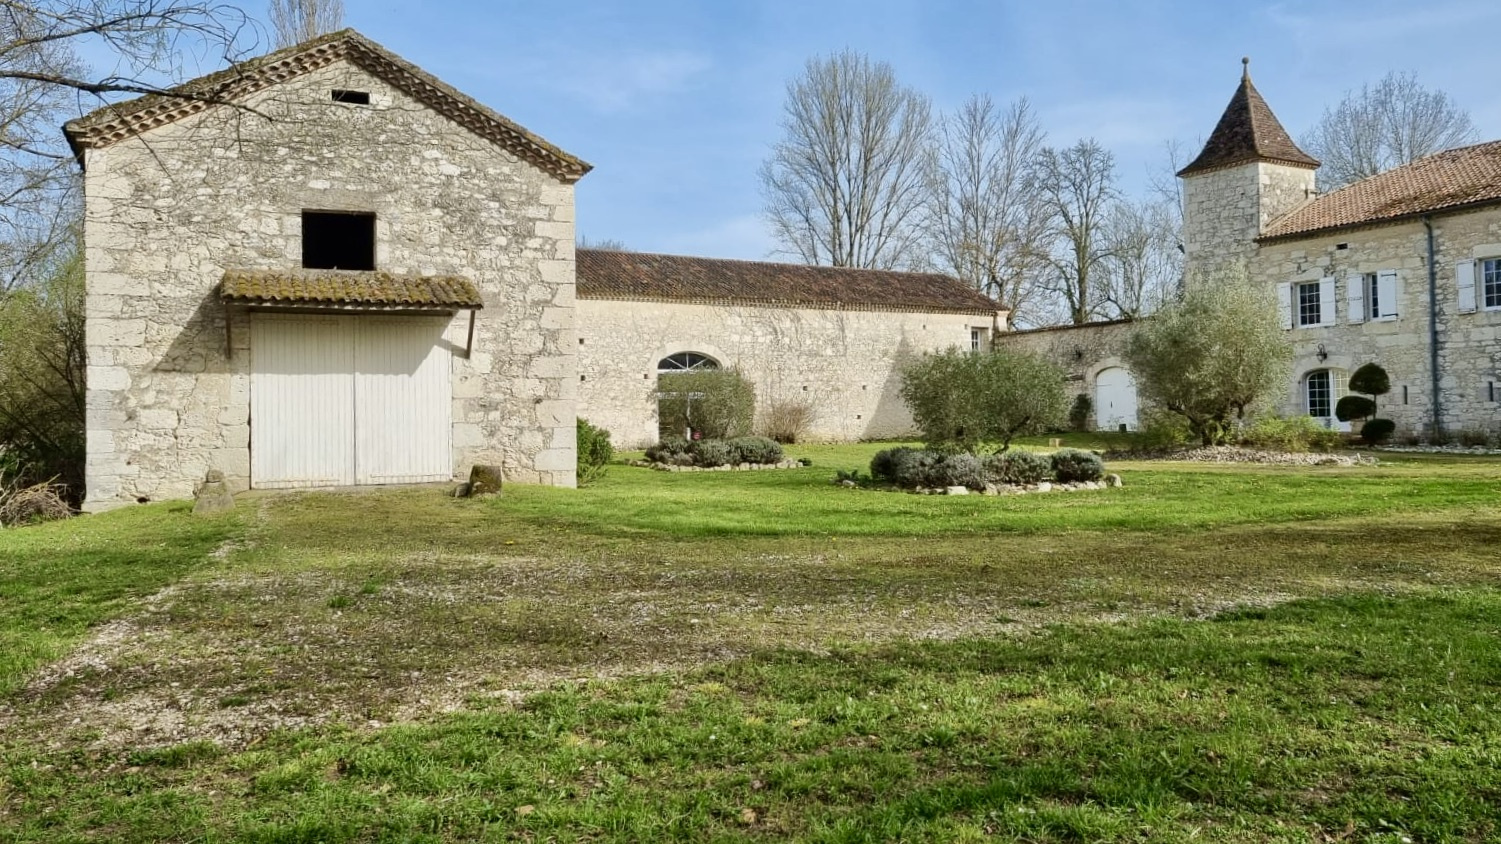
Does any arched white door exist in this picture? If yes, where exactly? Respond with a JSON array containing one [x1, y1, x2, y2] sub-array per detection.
[[1095, 367, 1139, 431]]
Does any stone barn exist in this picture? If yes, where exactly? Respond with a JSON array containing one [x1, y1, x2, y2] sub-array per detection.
[[575, 250, 1006, 447], [70, 30, 588, 511]]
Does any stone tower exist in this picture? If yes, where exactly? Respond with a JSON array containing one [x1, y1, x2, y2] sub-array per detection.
[[1178, 59, 1319, 280]]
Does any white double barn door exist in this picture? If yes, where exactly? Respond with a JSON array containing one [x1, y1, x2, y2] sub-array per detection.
[[250, 314, 452, 488]]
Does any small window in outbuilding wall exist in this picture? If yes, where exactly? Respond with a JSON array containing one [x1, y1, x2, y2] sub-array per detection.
[[302, 211, 376, 271]]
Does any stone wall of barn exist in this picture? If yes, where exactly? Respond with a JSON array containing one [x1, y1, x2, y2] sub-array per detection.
[[83, 58, 577, 511], [577, 299, 1002, 447], [1250, 209, 1501, 438]]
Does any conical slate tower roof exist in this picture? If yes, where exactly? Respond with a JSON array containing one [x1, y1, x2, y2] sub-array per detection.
[[1178, 59, 1319, 177]]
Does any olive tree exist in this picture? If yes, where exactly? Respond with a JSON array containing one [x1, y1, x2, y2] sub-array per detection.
[[899, 346, 1067, 454], [1123, 274, 1291, 445]]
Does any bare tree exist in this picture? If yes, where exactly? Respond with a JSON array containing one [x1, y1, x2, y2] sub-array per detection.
[[1097, 198, 1179, 319], [760, 50, 933, 269], [924, 94, 1052, 325], [0, 1, 253, 291], [576, 236, 631, 251], [1035, 139, 1116, 325], [1302, 71, 1478, 189], [269, 0, 342, 48]]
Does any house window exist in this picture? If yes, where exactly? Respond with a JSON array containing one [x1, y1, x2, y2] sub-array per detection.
[[1306, 369, 1333, 419], [332, 89, 371, 105], [1484, 258, 1501, 309], [1364, 272, 1381, 321], [970, 328, 983, 352], [302, 211, 376, 271], [1298, 282, 1322, 326]]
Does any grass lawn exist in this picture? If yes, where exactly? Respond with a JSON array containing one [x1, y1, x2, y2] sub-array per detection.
[[2, 445, 1499, 841]]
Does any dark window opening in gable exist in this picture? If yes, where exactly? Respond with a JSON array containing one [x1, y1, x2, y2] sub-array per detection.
[[332, 89, 371, 105], [302, 211, 376, 271]]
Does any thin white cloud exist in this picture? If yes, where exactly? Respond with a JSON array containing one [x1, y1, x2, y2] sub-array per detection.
[[547, 49, 712, 114]]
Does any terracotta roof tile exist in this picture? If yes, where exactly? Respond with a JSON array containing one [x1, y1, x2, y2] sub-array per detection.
[[1260, 140, 1501, 240], [219, 269, 482, 309], [1178, 65, 1318, 177], [64, 30, 590, 184], [576, 250, 1001, 315]]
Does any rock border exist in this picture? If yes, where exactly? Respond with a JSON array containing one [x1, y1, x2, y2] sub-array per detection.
[[840, 474, 1124, 496], [632, 459, 806, 472], [1104, 446, 1377, 466]]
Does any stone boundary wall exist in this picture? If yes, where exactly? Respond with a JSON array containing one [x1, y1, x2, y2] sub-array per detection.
[[993, 320, 1137, 428]]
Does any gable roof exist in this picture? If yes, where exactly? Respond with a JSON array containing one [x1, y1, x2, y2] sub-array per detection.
[[1178, 62, 1319, 177], [63, 29, 590, 183], [1260, 140, 1501, 241], [576, 249, 1001, 315]]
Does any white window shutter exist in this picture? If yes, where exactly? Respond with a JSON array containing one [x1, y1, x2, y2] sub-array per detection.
[[1277, 282, 1293, 329], [1457, 260, 1478, 313], [1346, 272, 1364, 324], [1377, 270, 1399, 319], [1318, 277, 1337, 326]]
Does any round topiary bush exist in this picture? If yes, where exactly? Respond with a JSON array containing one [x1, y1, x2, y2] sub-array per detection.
[[984, 450, 1052, 485], [1349, 363, 1391, 398], [728, 436, 784, 465], [1335, 395, 1376, 422], [931, 453, 985, 490], [1051, 448, 1105, 483], [690, 438, 736, 467], [1361, 418, 1396, 445]]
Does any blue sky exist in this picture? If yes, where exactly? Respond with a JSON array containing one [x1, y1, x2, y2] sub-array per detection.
[[290, 1, 1501, 259]]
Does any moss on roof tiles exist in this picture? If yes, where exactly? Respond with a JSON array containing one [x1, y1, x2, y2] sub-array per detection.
[[219, 269, 482, 308]]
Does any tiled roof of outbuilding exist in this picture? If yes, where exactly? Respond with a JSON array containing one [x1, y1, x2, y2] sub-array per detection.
[[219, 269, 483, 309], [1178, 62, 1319, 177], [63, 29, 591, 183], [576, 249, 1001, 315], [1260, 139, 1501, 240]]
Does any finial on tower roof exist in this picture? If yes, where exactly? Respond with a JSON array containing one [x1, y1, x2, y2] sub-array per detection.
[[1242, 56, 1250, 80]]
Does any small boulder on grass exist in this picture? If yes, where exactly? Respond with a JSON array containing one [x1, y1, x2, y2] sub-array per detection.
[[467, 465, 503, 496], [193, 469, 235, 515]]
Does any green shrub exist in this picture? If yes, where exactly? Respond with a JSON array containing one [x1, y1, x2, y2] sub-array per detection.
[[985, 450, 1052, 485], [1051, 448, 1104, 483], [1361, 418, 1397, 445], [899, 347, 1067, 454], [1136, 408, 1193, 450], [870, 447, 917, 482], [890, 449, 941, 489], [575, 419, 614, 486], [690, 439, 736, 467], [930, 453, 986, 490], [657, 369, 756, 440], [1241, 415, 1343, 453], [645, 437, 690, 464], [728, 436, 784, 465], [1068, 394, 1092, 432]]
